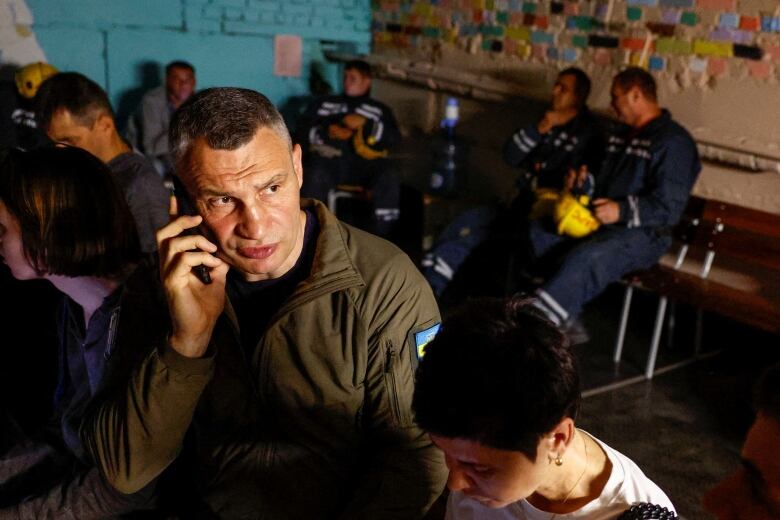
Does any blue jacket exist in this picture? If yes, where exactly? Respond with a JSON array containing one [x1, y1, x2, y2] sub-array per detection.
[[595, 110, 701, 231], [504, 108, 603, 190]]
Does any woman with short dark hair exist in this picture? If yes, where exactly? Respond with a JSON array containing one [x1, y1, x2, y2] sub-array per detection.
[[413, 297, 675, 519], [0, 146, 155, 516]]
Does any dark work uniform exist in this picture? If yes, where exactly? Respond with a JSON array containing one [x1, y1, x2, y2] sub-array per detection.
[[0, 81, 50, 151], [299, 94, 401, 236], [530, 110, 701, 325], [423, 110, 604, 297]]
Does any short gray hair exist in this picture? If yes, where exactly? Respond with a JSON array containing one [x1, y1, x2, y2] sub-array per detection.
[[169, 87, 291, 169]]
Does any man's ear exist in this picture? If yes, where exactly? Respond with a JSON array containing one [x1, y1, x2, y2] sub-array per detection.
[[94, 112, 115, 136], [292, 143, 303, 189]]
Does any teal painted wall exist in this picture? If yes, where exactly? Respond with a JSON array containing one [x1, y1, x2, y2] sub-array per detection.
[[22, 0, 371, 122]]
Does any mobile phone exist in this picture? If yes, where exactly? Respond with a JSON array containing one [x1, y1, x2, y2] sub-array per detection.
[[171, 176, 212, 285]]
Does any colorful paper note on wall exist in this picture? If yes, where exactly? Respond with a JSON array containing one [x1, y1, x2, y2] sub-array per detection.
[[746, 61, 771, 79], [661, 10, 681, 24], [648, 55, 666, 70], [738, 16, 759, 31], [655, 37, 692, 54], [718, 13, 739, 29], [659, 0, 694, 6], [765, 45, 780, 61], [692, 39, 733, 57], [707, 57, 727, 75], [680, 11, 698, 26], [273, 35, 302, 77], [689, 56, 708, 73]]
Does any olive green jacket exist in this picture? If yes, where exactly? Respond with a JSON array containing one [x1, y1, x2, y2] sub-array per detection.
[[82, 200, 447, 519]]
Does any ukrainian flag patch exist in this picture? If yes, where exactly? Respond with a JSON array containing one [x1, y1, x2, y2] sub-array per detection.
[[414, 323, 441, 360]]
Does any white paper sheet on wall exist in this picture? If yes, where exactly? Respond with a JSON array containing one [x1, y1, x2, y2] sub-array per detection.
[[273, 34, 302, 77]]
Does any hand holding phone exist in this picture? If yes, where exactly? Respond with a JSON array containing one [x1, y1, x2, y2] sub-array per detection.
[[157, 180, 229, 358]]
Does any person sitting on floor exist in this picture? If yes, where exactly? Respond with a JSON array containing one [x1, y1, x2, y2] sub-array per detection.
[[35, 72, 169, 255], [703, 363, 780, 520], [413, 296, 676, 519], [298, 59, 401, 236], [0, 146, 158, 517]]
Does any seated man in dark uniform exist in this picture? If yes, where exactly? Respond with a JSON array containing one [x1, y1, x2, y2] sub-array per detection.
[[504, 66, 603, 213], [299, 59, 401, 236], [527, 67, 701, 330], [423, 68, 603, 297]]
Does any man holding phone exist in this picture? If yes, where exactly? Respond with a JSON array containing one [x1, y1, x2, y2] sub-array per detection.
[[82, 87, 446, 518]]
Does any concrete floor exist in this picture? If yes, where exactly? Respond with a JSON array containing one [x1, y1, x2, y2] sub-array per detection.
[[556, 287, 777, 520]]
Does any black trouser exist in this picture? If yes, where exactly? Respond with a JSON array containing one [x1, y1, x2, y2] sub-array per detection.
[[302, 155, 400, 236]]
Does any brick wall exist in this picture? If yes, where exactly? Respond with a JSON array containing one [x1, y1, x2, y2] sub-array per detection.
[[23, 0, 371, 114]]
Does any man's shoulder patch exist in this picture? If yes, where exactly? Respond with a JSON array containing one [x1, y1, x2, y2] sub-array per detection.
[[412, 323, 441, 361]]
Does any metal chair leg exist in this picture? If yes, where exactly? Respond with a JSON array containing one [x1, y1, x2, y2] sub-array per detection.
[[646, 296, 668, 379], [666, 302, 676, 351], [614, 285, 634, 363]]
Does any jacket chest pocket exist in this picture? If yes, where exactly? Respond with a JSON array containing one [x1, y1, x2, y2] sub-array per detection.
[[383, 339, 413, 427]]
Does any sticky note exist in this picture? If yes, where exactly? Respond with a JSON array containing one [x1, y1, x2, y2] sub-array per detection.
[[547, 47, 559, 60], [551, 2, 564, 15], [627, 7, 643, 21], [739, 16, 759, 31], [733, 44, 763, 60], [710, 28, 752, 44], [522, 2, 537, 14], [647, 22, 676, 36], [718, 13, 739, 29], [688, 56, 708, 73], [535, 16, 549, 29], [648, 55, 666, 70], [627, 0, 656, 5], [747, 61, 771, 79], [765, 45, 780, 61], [707, 57, 727, 75], [567, 16, 592, 30], [503, 38, 517, 54], [563, 47, 578, 61], [588, 34, 620, 48], [692, 40, 733, 57], [761, 17, 780, 33], [531, 30, 555, 44], [655, 37, 692, 54], [661, 10, 681, 24], [510, 12, 524, 25], [506, 26, 530, 40], [496, 11, 509, 24], [621, 38, 650, 51], [571, 34, 588, 47], [532, 44, 547, 60], [680, 12, 698, 26]]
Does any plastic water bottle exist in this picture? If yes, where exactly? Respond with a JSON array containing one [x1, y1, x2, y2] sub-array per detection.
[[430, 97, 461, 193]]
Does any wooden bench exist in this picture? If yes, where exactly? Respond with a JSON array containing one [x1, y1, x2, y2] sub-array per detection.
[[613, 196, 780, 379]]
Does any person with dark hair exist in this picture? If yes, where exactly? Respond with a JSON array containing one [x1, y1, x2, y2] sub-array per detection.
[[0, 146, 159, 517], [526, 67, 700, 333], [298, 59, 402, 236], [81, 87, 447, 518], [126, 60, 196, 175], [504, 67, 602, 193], [703, 363, 780, 519], [35, 72, 169, 255], [413, 297, 675, 519], [423, 68, 603, 298]]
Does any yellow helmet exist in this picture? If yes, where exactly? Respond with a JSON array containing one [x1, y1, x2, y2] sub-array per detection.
[[15, 62, 58, 99], [554, 192, 600, 238]]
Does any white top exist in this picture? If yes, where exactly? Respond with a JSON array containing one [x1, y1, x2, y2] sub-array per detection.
[[446, 431, 675, 520]]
